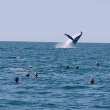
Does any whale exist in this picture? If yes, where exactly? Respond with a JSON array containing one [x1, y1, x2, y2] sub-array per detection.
[[55, 31, 83, 48], [62, 31, 82, 48]]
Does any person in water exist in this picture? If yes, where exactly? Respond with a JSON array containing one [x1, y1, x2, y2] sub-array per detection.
[[14, 76, 19, 84], [76, 66, 79, 70], [88, 77, 94, 84], [26, 72, 30, 77], [96, 62, 99, 66], [33, 72, 38, 78], [66, 65, 69, 69]]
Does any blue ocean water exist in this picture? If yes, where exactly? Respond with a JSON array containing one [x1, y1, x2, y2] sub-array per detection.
[[0, 42, 110, 110]]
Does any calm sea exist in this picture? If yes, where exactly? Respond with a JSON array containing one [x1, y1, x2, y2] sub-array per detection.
[[0, 42, 110, 110]]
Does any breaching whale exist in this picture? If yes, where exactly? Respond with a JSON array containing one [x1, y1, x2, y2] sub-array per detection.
[[62, 31, 82, 48], [55, 31, 83, 48]]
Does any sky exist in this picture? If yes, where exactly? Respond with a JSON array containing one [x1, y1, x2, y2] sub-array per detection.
[[0, 0, 110, 43]]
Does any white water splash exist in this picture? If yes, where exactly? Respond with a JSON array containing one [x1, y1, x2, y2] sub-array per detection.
[[5, 67, 26, 71], [55, 41, 75, 48]]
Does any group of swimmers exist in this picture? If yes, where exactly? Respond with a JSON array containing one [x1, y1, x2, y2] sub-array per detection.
[[65, 61, 99, 84], [14, 71, 38, 84], [14, 61, 99, 84]]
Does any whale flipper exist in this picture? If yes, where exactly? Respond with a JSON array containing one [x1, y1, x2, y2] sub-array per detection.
[[74, 32, 82, 44], [64, 34, 75, 42]]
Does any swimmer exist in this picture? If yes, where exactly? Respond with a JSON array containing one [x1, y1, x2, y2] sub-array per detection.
[[14, 76, 19, 84], [33, 72, 38, 78], [26, 72, 30, 77], [66, 65, 69, 69], [88, 77, 94, 84], [76, 66, 79, 70], [96, 62, 99, 66]]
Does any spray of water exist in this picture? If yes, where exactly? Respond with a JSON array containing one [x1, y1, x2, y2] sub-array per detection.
[[55, 41, 75, 48]]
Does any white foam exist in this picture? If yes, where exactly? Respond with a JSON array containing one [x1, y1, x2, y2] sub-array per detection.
[[55, 42, 74, 48], [5, 67, 25, 71]]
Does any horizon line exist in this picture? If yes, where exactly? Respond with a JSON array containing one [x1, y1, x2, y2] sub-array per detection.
[[0, 40, 110, 44]]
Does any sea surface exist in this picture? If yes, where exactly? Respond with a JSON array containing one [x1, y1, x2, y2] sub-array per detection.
[[0, 42, 110, 110]]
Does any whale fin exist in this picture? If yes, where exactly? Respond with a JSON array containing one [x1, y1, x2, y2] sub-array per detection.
[[73, 32, 82, 44], [64, 34, 75, 42]]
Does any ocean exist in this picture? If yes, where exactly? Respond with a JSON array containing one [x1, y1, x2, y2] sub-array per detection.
[[0, 42, 110, 110]]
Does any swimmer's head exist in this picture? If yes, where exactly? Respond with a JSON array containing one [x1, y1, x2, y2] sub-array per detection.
[[33, 72, 38, 78], [96, 62, 99, 66], [66, 65, 69, 69], [14, 76, 19, 84], [88, 77, 94, 84], [26, 72, 29, 77], [76, 66, 79, 70]]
